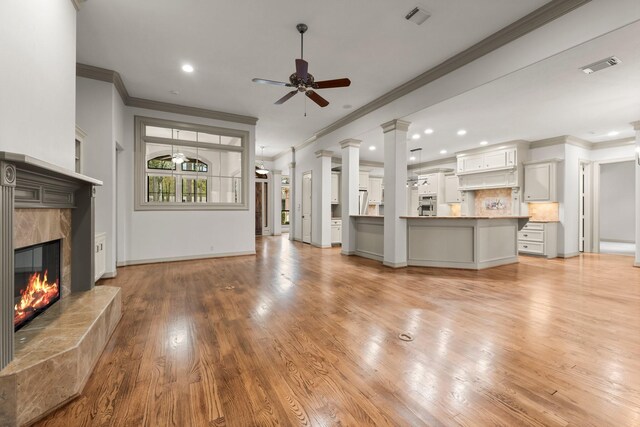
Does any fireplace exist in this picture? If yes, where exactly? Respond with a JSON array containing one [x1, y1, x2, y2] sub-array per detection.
[[14, 239, 61, 331]]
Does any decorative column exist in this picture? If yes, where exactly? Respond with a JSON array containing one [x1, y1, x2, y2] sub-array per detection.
[[272, 170, 282, 236], [633, 120, 640, 267], [289, 147, 296, 241], [0, 162, 16, 370], [314, 150, 334, 248], [340, 139, 361, 255], [381, 119, 410, 268]]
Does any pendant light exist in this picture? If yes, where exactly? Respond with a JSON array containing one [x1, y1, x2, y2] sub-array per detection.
[[171, 130, 186, 164], [256, 145, 269, 175]]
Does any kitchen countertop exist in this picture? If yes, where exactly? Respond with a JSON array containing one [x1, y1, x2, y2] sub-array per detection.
[[350, 215, 384, 218], [401, 216, 531, 220], [529, 220, 560, 223]]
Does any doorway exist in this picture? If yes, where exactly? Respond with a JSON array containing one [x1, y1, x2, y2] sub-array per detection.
[[595, 160, 636, 255], [255, 179, 271, 236], [302, 171, 312, 243], [579, 161, 593, 252]]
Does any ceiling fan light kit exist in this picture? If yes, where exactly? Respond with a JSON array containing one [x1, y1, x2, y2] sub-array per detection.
[[252, 23, 351, 109]]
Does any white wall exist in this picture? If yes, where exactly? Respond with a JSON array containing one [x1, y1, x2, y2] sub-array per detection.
[[0, 0, 76, 170], [600, 161, 635, 242], [116, 107, 256, 265], [76, 77, 119, 276]]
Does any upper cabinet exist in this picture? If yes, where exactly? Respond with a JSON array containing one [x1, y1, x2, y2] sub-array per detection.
[[523, 161, 558, 202], [444, 175, 461, 203], [457, 148, 517, 175], [417, 173, 440, 196], [368, 177, 383, 204], [358, 171, 369, 191], [331, 172, 340, 204]]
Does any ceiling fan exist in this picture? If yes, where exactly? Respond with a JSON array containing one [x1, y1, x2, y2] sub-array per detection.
[[252, 23, 351, 108]]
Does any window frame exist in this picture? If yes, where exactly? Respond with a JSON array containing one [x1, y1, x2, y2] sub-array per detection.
[[134, 116, 250, 211]]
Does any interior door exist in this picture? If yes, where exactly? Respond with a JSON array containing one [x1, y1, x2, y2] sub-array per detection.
[[302, 172, 312, 243]]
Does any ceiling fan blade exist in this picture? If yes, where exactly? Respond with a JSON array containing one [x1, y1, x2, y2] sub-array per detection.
[[296, 59, 308, 82], [305, 90, 329, 107], [275, 90, 298, 105], [313, 78, 351, 89], [252, 78, 292, 87]]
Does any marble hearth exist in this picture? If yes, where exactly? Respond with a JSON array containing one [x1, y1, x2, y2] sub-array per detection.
[[0, 286, 121, 427], [0, 152, 122, 426]]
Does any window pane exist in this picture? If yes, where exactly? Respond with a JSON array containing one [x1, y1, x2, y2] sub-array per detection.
[[182, 178, 207, 203], [147, 175, 176, 202], [146, 126, 173, 139], [197, 132, 220, 144], [181, 159, 208, 172], [209, 177, 220, 203], [233, 177, 242, 204], [175, 129, 197, 141], [221, 136, 241, 146], [198, 148, 220, 176], [146, 142, 179, 170], [221, 152, 242, 177]]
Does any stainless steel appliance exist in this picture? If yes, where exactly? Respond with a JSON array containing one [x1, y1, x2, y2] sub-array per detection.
[[418, 195, 437, 216], [358, 190, 369, 215]]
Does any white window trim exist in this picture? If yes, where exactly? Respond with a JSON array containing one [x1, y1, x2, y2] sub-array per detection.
[[134, 116, 250, 211]]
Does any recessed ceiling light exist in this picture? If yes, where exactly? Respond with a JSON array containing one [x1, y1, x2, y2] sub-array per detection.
[[424, 128, 434, 135], [608, 131, 619, 137], [409, 156, 416, 161], [457, 129, 467, 136], [412, 134, 421, 140], [480, 141, 488, 146], [369, 146, 376, 151], [440, 149, 447, 154], [182, 64, 194, 73]]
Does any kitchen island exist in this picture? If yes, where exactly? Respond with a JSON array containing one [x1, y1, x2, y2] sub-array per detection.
[[401, 216, 530, 269]]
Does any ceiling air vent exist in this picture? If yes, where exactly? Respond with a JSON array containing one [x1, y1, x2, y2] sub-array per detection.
[[581, 56, 621, 74], [405, 7, 431, 25]]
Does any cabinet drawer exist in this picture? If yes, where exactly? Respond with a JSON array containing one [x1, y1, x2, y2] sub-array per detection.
[[518, 230, 544, 242], [331, 220, 342, 226], [522, 222, 544, 231], [518, 241, 544, 254]]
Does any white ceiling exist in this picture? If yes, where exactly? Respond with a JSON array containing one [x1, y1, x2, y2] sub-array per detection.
[[346, 20, 640, 164], [76, 0, 549, 157]]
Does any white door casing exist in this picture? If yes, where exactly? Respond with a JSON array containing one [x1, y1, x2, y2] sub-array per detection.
[[302, 171, 312, 243]]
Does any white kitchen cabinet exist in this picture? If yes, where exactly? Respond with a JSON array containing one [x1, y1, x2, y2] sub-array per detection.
[[95, 232, 106, 282], [457, 148, 517, 175], [524, 161, 557, 202], [331, 172, 340, 204], [518, 222, 557, 258], [331, 219, 342, 244], [407, 186, 419, 216], [358, 171, 369, 190], [418, 173, 440, 195], [368, 177, 383, 204], [458, 169, 518, 190], [444, 175, 461, 203]]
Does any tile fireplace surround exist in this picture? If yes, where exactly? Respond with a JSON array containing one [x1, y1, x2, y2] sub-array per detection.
[[0, 152, 122, 426]]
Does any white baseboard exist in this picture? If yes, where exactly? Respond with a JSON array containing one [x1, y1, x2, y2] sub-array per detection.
[[601, 239, 635, 244], [558, 252, 580, 258], [312, 243, 332, 249], [341, 250, 355, 256], [101, 271, 117, 279], [116, 250, 256, 267], [383, 260, 408, 268], [634, 261, 640, 268]]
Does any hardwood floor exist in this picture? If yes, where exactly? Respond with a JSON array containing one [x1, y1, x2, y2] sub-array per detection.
[[36, 237, 640, 426]]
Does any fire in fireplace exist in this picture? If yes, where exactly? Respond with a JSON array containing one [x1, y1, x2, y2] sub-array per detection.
[[14, 240, 61, 331]]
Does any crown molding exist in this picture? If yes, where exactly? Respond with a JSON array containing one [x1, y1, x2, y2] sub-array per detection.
[[408, 157, 457, 171], [76, 63, 258, 126], [591, 136, 636, 150], [330, 157, 384, 169], [315, 150, 334, 159], [339, 139, 362, 149], [127, 97, 258, 125], [271, 0, 591, 160], [381, 119, 411, 133]]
